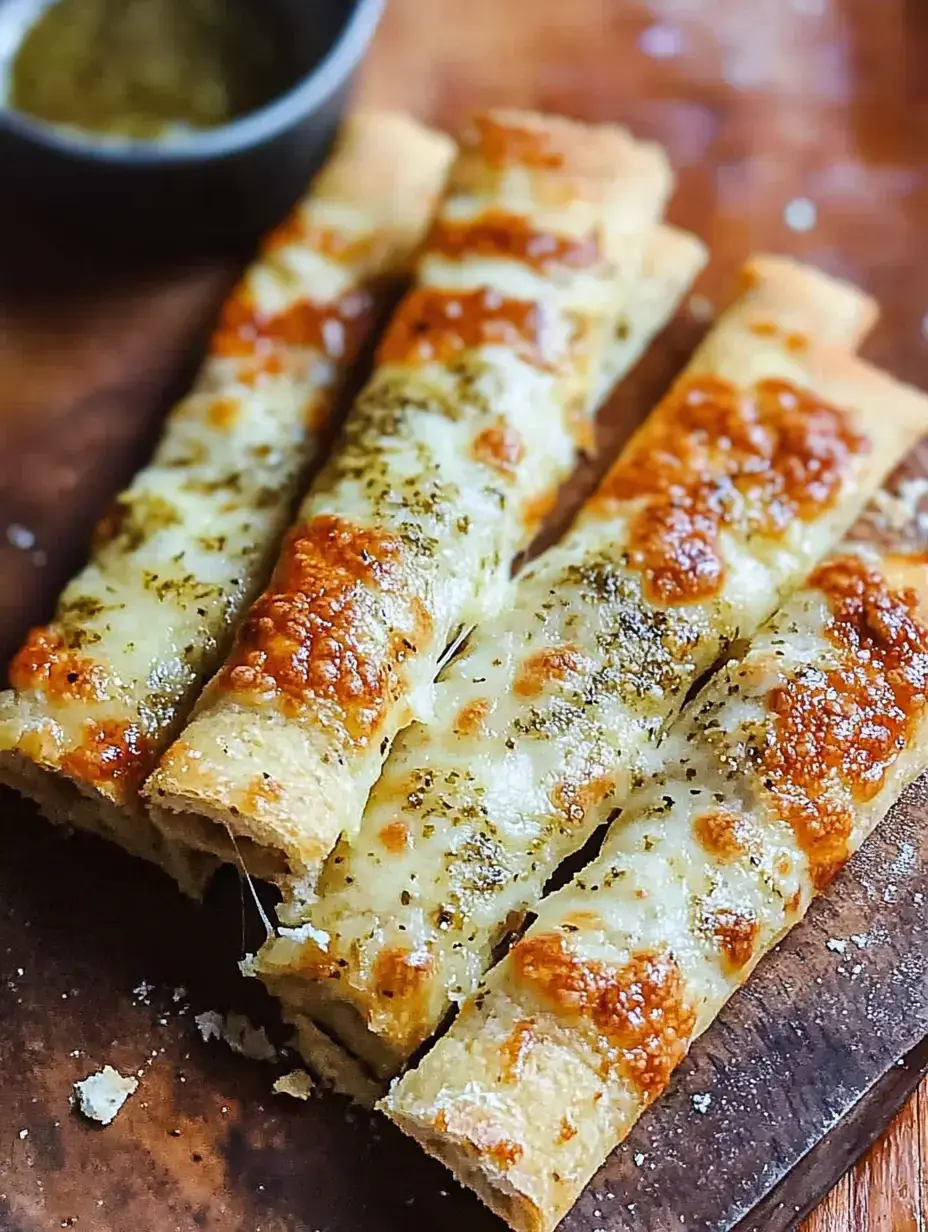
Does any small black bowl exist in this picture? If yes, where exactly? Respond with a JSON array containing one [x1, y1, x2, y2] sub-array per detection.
[[0, 0, 385, 253]]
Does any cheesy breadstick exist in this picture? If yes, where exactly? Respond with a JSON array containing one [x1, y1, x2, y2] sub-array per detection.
[[147, 111, 673, 890], [0, 113, 454, 892]]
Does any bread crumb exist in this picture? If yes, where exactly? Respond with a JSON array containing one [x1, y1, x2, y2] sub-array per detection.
[[239, 953, 259, 979], [6, 523, 36, 551], [198, 1009, 277, 1063], [691, 1092, 712, 1113], [73, 1066, 138, 1125], [272, 1071, 314, 1100], [783, 197, 817, 232], [687, 293, 715, 324], [638, 23, 684, 59], [194, 1010, 223, 1043], [826, 938, 847, 954]]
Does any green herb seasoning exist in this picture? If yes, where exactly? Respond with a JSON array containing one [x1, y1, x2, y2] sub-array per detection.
[[10, 0, 291, 140]]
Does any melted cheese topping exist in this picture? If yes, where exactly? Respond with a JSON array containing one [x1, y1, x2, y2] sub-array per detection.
[[382, 544, 928, 1232], [147, 111, 673, 883], [254, 260, 927, 1075], [595, 373, 869, 604], [0, 114, 455, 822]]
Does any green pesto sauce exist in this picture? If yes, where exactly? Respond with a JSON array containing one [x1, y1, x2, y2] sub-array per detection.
[[10, 0, 289, 140]]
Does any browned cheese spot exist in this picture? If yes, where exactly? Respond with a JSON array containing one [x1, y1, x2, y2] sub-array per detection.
[[211, 283, 374, 375], [499, 1019, 535, 1083], [222, 515, 428, 741], [593, 375, 868, 605], [377, 286, 552, 370], [453, 698, 491, 736], [471, 420, 526, 479], [511, 931, 696, 1100], [9, 627, 111, 703], [708, 907, 760, 973], [429, 209, 600, 272], [762, 554, 928, 888], [379, 819, 411, 854], [692, 809, 752, 862], [550, 775, 613, 828], [514, 645, 586, 699], [60, 720, 153, 797]]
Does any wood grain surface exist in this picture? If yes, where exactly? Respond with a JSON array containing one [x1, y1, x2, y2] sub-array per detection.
[[1, 1, 927, 1230]]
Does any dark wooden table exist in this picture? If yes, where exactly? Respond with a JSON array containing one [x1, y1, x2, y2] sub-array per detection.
[[1, 1, 927, 1229]]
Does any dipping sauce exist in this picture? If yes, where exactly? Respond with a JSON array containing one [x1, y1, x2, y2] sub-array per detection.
[[9, 0, 293, 140]]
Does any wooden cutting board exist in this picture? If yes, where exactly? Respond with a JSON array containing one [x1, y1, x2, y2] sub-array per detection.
[[1, 1, 927, 1229]]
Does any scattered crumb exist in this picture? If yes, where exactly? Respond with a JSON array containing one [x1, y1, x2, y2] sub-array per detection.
[[73, 1066, 139, 1126], [691, 1092, 712, 1114], [687, 293, 715, 323], [132, 981, 154, 1005], [195, 1010, 223, 1043], [634, 1151, 646, 1166], [638, 23, 684, 59], [272, 1071, 315, 1101], [915, 893, 924, 906], [6, 523, 36, 551], [870, 479, 928, 532], [826, 938, 847, 954], [18, 1129, 28, 1140], [196, 1010, 277, 1063], [783, 197, 817, 232], [888, 841, 917, 879], [850, 933, 872, 950]]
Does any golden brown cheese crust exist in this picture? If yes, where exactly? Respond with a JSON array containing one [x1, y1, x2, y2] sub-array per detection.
[[596, 373, 870, 604], [146, 109, 675, 886], [220, 515, 428, 741], [0, 112, 455, 887], [509, 933, 695, 1097], [428, 212, 602, 272], [211, 285, 375, 370], [761, 553, 928, 886], [376, 287, 553, 369], [383, 542, 928, 1232]]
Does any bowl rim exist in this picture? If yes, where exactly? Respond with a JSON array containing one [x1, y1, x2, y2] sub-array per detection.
[[0, 0, 385, 164]]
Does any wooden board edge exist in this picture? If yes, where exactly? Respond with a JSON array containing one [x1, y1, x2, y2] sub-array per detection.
[[733, 1032, 928, 1232]]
